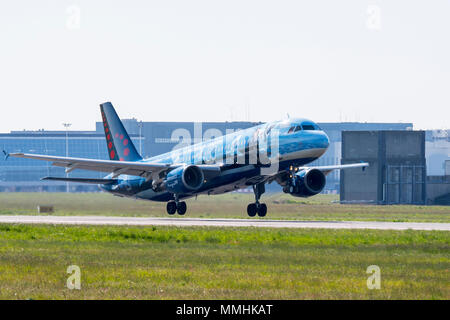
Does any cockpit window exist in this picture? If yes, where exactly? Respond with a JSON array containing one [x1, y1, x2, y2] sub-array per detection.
[[288, 123, 320, 133], [302, 124, 315, 130], [301, 122, 322, 130]]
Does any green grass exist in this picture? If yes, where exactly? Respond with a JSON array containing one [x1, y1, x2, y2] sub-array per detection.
[[0, 224, 448, 299], [0, 192, 449, 223]]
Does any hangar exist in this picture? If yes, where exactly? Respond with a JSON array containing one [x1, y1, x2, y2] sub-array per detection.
[[340, 131, 427, 204]]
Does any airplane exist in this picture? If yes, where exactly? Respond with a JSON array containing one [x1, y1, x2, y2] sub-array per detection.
[[6, 102, 368, 217]]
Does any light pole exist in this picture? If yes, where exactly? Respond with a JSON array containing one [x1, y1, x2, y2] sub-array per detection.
[[62, 123, 72, 193]]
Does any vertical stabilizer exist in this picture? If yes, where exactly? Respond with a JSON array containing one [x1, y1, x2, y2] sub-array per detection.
[[100, 102, 142, 162]]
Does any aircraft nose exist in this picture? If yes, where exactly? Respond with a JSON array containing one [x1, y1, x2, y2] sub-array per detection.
[[322, 132, 330, 149]]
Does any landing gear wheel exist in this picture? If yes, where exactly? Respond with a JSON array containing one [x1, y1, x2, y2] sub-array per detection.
[[166, 201, 177, 215], [177, 201, 187, 215], [247, 203, 257, 217], [257, 203, 267, 217], [247, 183, 267, 217]]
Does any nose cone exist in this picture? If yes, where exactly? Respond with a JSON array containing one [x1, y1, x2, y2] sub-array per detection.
[[322, 132, 330, 149]]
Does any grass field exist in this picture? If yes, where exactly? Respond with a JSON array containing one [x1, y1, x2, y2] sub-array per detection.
[[0, 224, 448, 299], [1, 192, 447, 299], [0, 192, 449, 222]]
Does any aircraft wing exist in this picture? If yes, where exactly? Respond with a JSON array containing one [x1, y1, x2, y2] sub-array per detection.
[[8, 153, 175, 179], [298, 162, 369, 175], [41, 177, 118, 184], [8, 152, 224, 181], [264, 162, 369, 186]]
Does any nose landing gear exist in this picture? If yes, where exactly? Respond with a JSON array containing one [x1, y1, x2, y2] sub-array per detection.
[[247, 183, 267, 217]]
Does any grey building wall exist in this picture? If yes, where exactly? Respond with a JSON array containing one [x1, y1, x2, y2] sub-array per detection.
[[426, 175, 450, 205], [341, 131, 426, 204]]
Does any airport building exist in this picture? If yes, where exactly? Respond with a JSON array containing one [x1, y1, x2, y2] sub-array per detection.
[[1, 119, 448, 197], [425, 130, 450, 176], [424, 131, 450, 204], [0, 130, 142, 192], [340, 131, 427, 204]]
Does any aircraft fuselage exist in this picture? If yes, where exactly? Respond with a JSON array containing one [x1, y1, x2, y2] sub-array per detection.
[[100, 118, 330, 202]]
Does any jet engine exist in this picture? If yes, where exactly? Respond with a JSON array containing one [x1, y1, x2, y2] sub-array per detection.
[[163, 165, 204, 194], [284, 168, 326, 197]]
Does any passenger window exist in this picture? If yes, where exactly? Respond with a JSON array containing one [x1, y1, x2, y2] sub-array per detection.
[[302, 124, 315, 130], [287, 127, 295, 133], [294, 126, 302, 132]]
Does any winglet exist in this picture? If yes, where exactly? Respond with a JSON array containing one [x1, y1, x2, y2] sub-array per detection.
[[361, 160, 367, 171], [2, 150, 9, 161]]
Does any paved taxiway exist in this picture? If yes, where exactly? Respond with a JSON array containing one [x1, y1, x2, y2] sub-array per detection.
[[0, 215, 449, 231]]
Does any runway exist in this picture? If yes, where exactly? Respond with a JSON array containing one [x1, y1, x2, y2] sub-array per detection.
[[0, 215, 449, 231]]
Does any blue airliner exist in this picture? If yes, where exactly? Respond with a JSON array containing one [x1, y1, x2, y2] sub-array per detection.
[[7, 102, 368, 217]]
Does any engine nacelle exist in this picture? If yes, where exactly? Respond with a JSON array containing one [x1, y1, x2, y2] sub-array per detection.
[[164, 165, 204, 194], [286, 168, 326, 197]]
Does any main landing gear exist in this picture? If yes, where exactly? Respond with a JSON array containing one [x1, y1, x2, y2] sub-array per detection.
[[166, 195, 187, 215], [247, 183, 267, 217]]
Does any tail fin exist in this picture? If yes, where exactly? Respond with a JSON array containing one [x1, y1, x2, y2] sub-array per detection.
[[100, 102, 142, 162]]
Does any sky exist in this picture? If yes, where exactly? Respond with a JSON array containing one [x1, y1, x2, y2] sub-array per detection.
[[0, 0, 449, 132]]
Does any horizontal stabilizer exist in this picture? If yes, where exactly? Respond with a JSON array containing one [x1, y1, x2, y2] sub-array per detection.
[[41, 177, 118, 185]]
